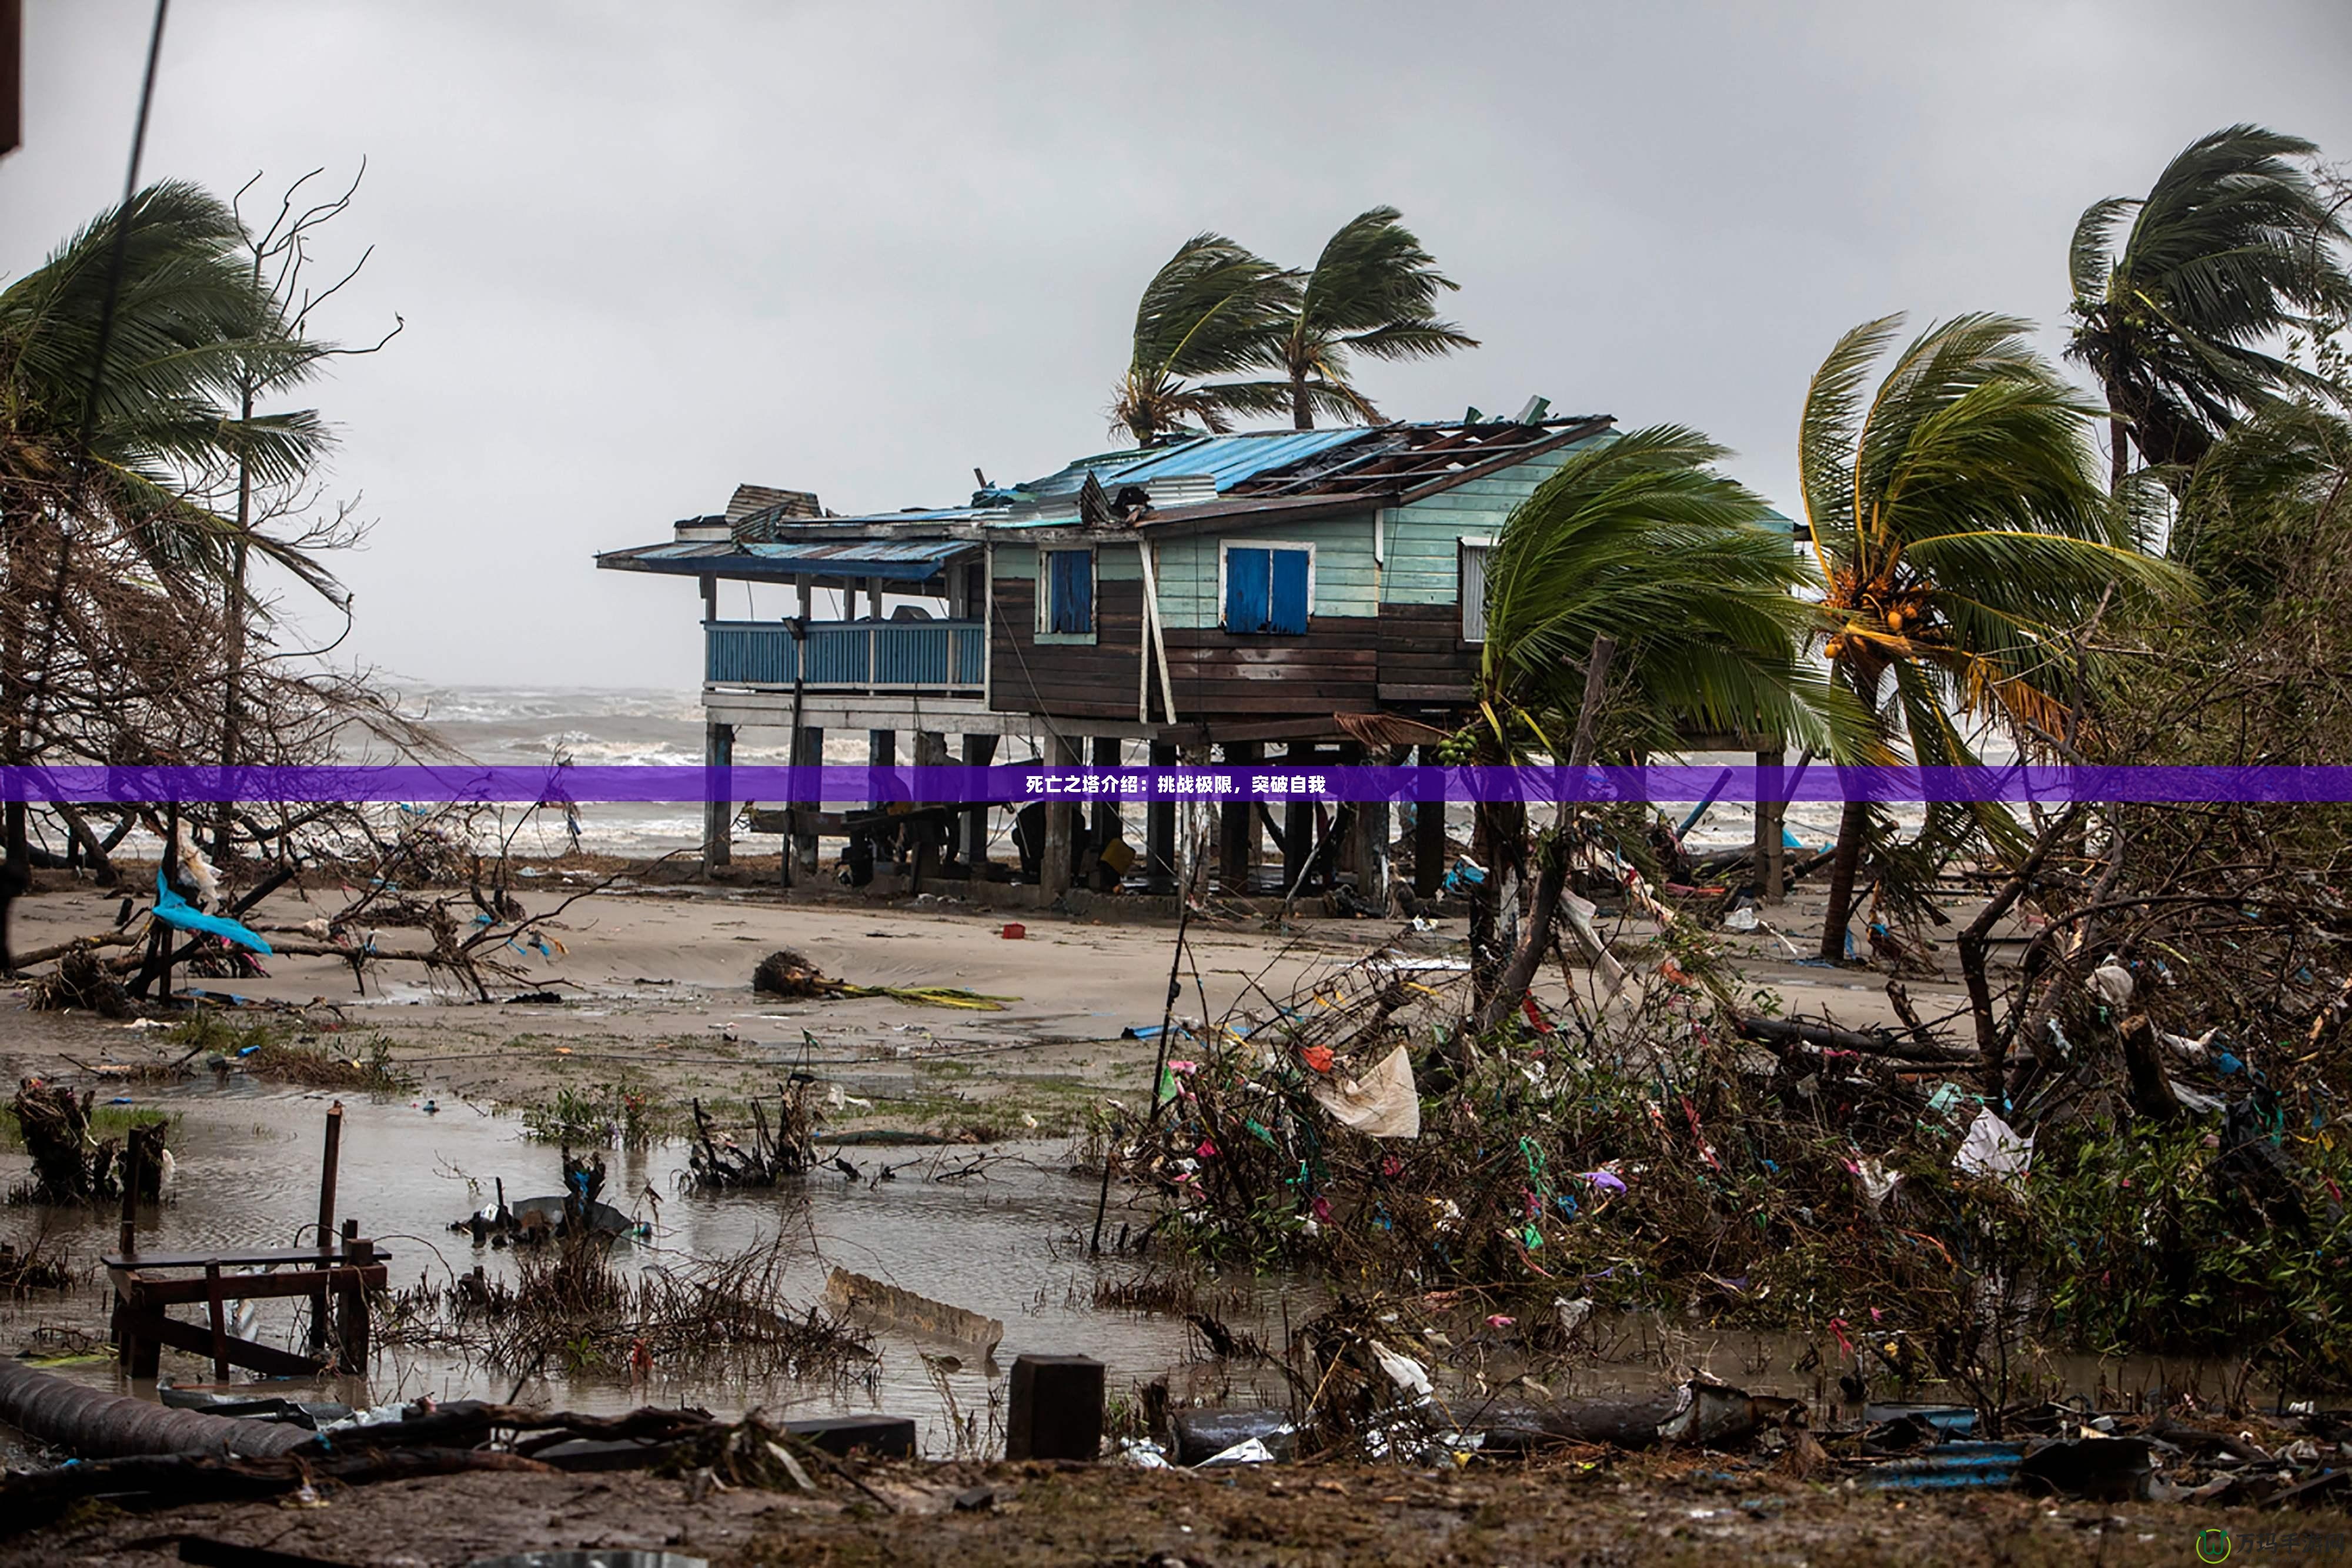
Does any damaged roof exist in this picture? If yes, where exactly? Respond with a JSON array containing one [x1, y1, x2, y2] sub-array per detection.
[[600, 410, 1619, 573]]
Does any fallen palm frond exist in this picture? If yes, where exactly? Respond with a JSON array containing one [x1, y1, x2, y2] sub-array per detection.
[[753, 948, 1013, 1011]]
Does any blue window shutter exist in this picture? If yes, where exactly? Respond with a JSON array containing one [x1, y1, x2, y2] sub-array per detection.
[[1050, 550, 1092, 633], [1225, 547, 1270, 631], [1268, 549, 1309, 634]]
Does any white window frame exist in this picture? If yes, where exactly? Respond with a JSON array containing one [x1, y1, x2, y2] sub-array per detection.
[[1035, 544, 1098, 644], [1459, 536, 1495, 643], [1216, 539, 1317, 634]]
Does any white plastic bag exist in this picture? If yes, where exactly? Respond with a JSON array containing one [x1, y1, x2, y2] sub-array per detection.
[[1309, 1045, 1421, 1139], [1954, 1108, 2032, 1184]]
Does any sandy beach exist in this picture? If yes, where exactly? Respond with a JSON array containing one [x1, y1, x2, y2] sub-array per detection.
[[2, 867, 1965, 1132]]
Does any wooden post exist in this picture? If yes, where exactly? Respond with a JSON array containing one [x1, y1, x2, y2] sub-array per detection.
[[204, 1261, 230, 1381], [1280, 744, 1312, 894], [960, 732, 998, 868], [867, 729, 897, 807], [336, 1219, 373, 1370], [1040, 734, 1080, 897], [311, 1101, 343, 1351], [1146, 741, 1178, 893], [1354, 765, 1391, 908], [913, 731, 950, 890], [116, 1134, 140, 1258], [701, 721, 734, 872], [1413, 744, 1446, 900], [1090, 735, 1121, 888], [316, 1102, 344, 1249], [792, 725, 825, 875], [1218, 740, 1259, 892]]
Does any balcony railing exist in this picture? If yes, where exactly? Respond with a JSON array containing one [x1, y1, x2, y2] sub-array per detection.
[[704, 619, 985, 693]]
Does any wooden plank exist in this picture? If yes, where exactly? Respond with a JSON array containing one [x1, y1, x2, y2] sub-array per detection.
[[118, 1308, 325, 1378], [1379, 683, 1475, 702], [105, 1246, 379, 1271], [112, 1263, 389, 1306]]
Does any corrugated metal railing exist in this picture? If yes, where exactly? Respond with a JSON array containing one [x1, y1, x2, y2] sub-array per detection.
[[704, 620, 984, 692]]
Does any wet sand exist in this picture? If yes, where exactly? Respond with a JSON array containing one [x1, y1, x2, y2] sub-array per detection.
[[2, 874, 1975, 1126]]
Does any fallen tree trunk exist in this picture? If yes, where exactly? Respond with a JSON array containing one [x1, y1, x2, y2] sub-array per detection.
[[1733, 1014, 1978, 1065]]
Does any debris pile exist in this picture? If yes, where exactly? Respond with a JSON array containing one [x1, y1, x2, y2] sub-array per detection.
[[7, 1079, 168, 1205], [688, 1084, 818, 1189]]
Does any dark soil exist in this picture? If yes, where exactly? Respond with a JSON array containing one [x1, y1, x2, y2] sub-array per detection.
[[0, 1457, 2298, 1566]]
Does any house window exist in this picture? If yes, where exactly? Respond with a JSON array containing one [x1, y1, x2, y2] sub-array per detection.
[[1221, 542, 1312, 635], [1459, 538, 1493, 643], [1040, 547, 1094, 638]]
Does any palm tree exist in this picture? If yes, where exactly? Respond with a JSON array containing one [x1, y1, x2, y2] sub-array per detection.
[[1108, 233, 1297, 444], [1464, 424, 1861, 1025], [1202, 206, 1478, 430], [1, 180, 334, 972], [1802, 314, 2189, 962], [2067, 125, 2352, 489]]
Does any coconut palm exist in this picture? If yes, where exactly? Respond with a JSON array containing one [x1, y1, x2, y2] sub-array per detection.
[[1463, 424, 1862, 1024], [1, 180, 333, 584], [1205, 206, 1478, 430], [2066, 125, 2352, 489], [1108, 232, 1297, 444], [1803, 313, 2189, 962], [1, 180, 335, 973], [1478, 424, 1851, 757]]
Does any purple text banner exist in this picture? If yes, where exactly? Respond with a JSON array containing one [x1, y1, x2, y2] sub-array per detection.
[[9, 764, 2352, 804]]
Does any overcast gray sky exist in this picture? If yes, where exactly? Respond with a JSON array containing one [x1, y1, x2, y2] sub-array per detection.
[[6, 1, 2350, 690]]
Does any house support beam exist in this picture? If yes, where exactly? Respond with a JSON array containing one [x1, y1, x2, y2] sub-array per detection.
[[961, 733, 998, 867], [1218, 740, 1260, 892], [867, 730, 897, 807], [1090, 736, 1122, 888], [1352, 752, 1389, 908], [1040, 734, 1080, 898], [789, 725, 824, 880], [1281, 743, 1313, 894], [701, 721, 735, 872], [1145, 741, 1177, 893], [911, 730, 949, 890], [1413, 743, 1446, 900]]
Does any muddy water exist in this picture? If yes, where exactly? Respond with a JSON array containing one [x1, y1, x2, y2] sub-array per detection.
[[2, 1085, 1309, 1457], [4, 1087, 2258, 1465]]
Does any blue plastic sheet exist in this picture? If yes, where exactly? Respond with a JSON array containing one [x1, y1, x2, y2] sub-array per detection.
[[150, 871, 273, 955]]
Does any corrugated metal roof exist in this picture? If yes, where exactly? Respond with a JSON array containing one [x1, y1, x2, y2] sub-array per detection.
[[1097, 429, 1366, 491], [598, 539, 972, 581]]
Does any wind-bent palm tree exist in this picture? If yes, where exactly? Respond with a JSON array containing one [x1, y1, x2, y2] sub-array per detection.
[[1464, 424, 1861, 1024], [0, 180, 335, 972], [2067, 124, 2352, 489], [1803, 314, 2189, 962], [1205, 206, 1478, 430], [1108, 233, 1297, 444]]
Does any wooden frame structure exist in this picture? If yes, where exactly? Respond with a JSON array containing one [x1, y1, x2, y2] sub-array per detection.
[[105, 1102, 386, 1380]]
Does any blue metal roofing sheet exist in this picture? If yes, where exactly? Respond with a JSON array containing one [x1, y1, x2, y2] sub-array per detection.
[[600, 539, 970, 581], [1101, 428, 1367, 490], [1017, 428, 1371, 500]]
